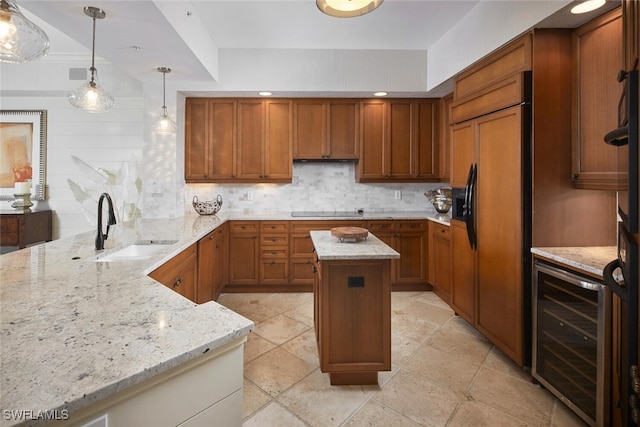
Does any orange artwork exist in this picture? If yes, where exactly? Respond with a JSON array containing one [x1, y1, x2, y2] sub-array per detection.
[[0, 122, 33, 187]]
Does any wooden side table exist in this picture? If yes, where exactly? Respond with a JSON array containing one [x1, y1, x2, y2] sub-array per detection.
[[0, 209, 53, 249]]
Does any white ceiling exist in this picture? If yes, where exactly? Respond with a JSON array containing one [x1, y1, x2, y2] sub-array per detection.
[[20, 0, 619, 86]]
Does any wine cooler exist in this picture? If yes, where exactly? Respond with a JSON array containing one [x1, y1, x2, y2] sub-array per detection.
[[533, 260, 612, 426]]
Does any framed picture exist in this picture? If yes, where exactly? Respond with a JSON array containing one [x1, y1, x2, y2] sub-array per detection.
[[0, 110, 47, 201]]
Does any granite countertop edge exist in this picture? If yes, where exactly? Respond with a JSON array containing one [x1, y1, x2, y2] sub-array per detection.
[[530, 246, 617, 279]]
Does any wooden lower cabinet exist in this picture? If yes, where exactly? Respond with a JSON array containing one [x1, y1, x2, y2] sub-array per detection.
[[450, 219, 475, 325], [428, 221, 452, 304], [149, 244, 198, 302], [367, 220, 429, 291], [314, 258, 391, 385], [228, 221, 260, 286], [197, 223, 228, 303]]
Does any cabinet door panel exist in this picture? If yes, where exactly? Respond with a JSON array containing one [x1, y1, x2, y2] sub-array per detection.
[[414, 100, 438, 180], [185, 99, 209, 180], [294, 100, 325, 159], [327, 100, 359, 159], [210, 100, 236, 180], [396, 231, 426, 284], [229, 232, 259, 284], [358, 100, 386, 179], [450, 121, 474, 188], [475, 107, 523, 364], [451, 220, 475, 324], [388, 101, 413, 179], [265, 100, 293, 180], [237, 100, 264, 179]]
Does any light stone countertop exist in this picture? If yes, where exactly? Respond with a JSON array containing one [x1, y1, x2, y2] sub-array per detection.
[[530, 246, 617, 279], [310, 230, 400, 260], [0, 211, 430, 426]]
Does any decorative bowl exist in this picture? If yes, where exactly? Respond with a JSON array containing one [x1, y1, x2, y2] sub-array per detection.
[[424, 188, 452, 213], [192, 195, 223, 215]]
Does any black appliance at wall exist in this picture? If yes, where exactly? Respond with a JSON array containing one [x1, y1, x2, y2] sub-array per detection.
[[603, 69, 639, 427]]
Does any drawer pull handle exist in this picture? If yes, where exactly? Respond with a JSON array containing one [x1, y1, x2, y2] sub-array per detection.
[[173, 277, 183, 288]]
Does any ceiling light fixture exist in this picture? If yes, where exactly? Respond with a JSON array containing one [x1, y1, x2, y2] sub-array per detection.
[[259, 91, 272, 96], [0, 0, 49, 63], [316, 0, 383, 18], [153, 67, 177, 135], [570, 0, 606, 14], [374, 91, 388, 97], [68, 6, 114, 113]]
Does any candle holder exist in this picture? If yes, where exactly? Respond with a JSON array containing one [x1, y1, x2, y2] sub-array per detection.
[[11, 193, 33, 210]]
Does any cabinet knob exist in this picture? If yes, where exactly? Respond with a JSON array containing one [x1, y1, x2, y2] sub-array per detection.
[[312, 265, 317, 273], [173, 277, 183, 288]]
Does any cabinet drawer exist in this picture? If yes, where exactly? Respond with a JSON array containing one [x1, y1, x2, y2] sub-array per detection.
[[431, 222, 450, 237], [260, 234, 289, 246], [261, 247, 288, 258], [260, 221, 289, 233], [260, 259, 288, 282], [397, 221, 427, 231], [230, 221, 259, 234], [290, 233, 314, 255], [367, 221, 396, 232]]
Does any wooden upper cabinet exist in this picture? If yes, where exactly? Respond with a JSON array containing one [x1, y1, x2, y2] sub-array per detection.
[[186, 98, 292, 183], [450, 121, 474, 188], [438, 93, 453, 183], [357, 99, 438, 182], [293, 99, 359, 160], [572, 8, 625, 190], [623, 0, 639, 71]]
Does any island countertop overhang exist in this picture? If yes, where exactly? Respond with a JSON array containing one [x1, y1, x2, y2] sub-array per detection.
[[310, 230, 400, 260]]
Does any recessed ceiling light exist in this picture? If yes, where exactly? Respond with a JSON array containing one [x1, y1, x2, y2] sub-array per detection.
[[259, 91, 272, 96], [570, 0, 606, 14], [316, 0, 383, 18], [374, 91, 388, 97]]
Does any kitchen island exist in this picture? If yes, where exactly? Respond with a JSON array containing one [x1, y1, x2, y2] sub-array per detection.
[[0, 215, 253, 427], [310, 230, 400, 385]]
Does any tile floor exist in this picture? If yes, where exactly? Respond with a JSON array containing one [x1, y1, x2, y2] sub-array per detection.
[[217, 291, 589, 427]]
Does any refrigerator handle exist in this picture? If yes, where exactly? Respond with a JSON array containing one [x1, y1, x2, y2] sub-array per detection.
[[603, 259, 628, 301], [468, 163, 477, 250], [463, 164, 474, 248]]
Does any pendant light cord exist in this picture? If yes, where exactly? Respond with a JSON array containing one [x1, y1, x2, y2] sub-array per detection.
[[89, 13, 97, 86]]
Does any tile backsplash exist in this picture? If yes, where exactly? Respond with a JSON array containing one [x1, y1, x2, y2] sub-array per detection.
[[182, 162, 448, 216]]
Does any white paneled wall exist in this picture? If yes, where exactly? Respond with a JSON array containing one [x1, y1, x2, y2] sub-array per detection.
[[1, 96, 144, 239]]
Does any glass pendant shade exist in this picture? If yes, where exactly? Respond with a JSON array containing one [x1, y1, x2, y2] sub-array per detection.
[[316, 0, 383, 18], [68, 68, 115, 113], [153, 108, 177, 135], [0, 0, 49, 63], [68, 6, 113, 113], [154, 67, 176, 135]]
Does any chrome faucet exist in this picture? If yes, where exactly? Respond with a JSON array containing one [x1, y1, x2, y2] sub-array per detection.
[[95, 192, 117, 250]]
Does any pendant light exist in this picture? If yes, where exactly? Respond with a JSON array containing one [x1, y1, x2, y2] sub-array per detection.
[[0, 0, 49, 63], [153, 67, 177, 135], [68, 6, 114, 113], [316, 0, 383, 18]]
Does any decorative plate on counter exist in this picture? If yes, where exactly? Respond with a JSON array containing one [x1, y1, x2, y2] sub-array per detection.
[[331, 227, 369, 243]]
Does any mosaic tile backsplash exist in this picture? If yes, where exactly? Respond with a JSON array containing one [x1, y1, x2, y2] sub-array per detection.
[[180, 162, 448, 216]]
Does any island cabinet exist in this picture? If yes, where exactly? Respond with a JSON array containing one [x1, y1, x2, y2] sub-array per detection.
[[571, 7, 624, 190], [310, 230, 397, 385], [185, 98, 292, 183], [428, 221, 452, 304], [289, 220, 367, 289], [367, 220, 429, 291], [293, 99, 359, 160], [357, 99, 439, 182], [197, 223, 228, 303], [149, 244, 198, 302]]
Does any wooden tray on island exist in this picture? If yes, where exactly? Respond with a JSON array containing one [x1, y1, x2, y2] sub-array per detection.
[[331, 227, 369, 243]]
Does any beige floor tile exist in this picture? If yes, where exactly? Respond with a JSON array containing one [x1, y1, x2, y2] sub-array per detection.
[[253, 313, 311, 345], [391, 291, 424, 311], [372, 368, 461, 426], [426, 327, 492, 366], [482, 346, 531, 382], [343, 400, 422, 427], [242, 378, 273, 420], [469, 367, 554, 426], [416, 291, 454, 311], [550, 400, 589, 426], [404, 344, 481, 391], [448, 400, 533, 426], [265, 292, 313, 314], [277, 369, 370, 427], [442, 315, 488, 340], [401, 300, 454, 326], [391, 332, 428, 366], [244, 347, 316, 397], [243, 402, 308, 427], [244, 332, 277, 363], [284, 299, 315, 327], [232, 300, 280, 324], [280, 329, 320, 368], [391, 310, 439, 344]]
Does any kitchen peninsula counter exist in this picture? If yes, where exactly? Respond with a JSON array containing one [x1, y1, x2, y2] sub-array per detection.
[[531, 246, 617, 279]]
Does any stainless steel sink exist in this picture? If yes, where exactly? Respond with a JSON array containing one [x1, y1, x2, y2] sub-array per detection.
[[94, 240, 177, 262]]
